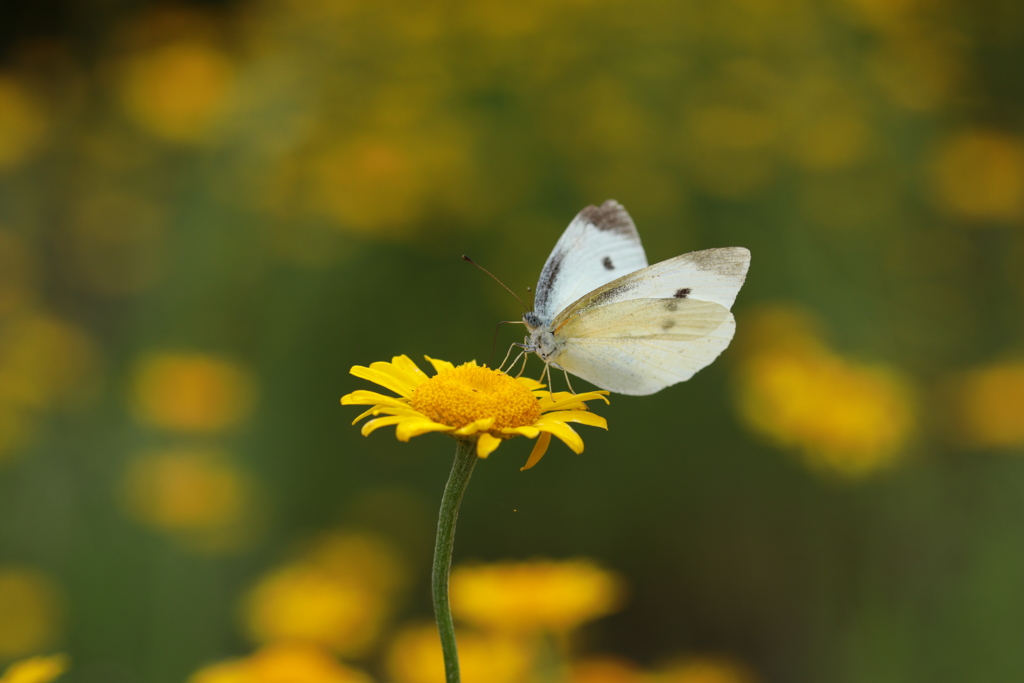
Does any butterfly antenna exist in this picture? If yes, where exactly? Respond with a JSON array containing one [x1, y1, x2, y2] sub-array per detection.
[[488, 324, 525, 369], [487, 321, 521, 367], [462, 255, 528, 311]]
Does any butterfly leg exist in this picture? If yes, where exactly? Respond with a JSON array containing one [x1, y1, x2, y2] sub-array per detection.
[[512, 350, 530, 378], [539, 360, 553, 389], [505, 349, 525, 375], [497, 342, 518, 372], [560, 367, 577, 394]]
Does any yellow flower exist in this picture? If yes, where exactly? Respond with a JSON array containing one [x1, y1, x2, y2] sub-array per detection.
[[734, 306, 915, 478], [0, 655, 68, 683], [385, 622, 532, 683], [0, 568, 63, 658], [929, 129, 1024, 223], [188, 644, 372, 683], [569, 656, 647, 683], [341, 356, 608, 470], [120, 447, 258, 552], [450, 559, 624, 634], [243, 532, 405, 656], [131, 352, 256, 433], [119, 41, 235, 143], [651, 657, 758, 683], [0, 76, 47, 171], [949, 361, 1024, 449]]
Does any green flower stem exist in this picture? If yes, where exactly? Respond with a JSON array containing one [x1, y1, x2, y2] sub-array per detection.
[[432, 438, 479, 683]]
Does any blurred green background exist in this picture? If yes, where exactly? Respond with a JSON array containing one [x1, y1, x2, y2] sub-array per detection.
[[2, 0, 1024, 682]]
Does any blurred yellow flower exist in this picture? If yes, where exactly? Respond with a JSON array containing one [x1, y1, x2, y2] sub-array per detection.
[[684, 102, 778, 199], [131, 352, 256, 433], [949, 361, 1024, 449], [304, 125, 479, 239], [930, 129, 1024, 223], [0, 229, 38, 317], [243, 532, 405, 656], [735, 306, 915, 477], [0, 406, 34, 465], [569, 656, 647, 683], [0, 654, 68, 683], [0, 314, 97, 412], [385, 622, 532, 683], [63, 190, 167, 296], [787, 100, 871, 171], [188, 644, 372, 683], [652, 657, 758, 683], [121, 447, 256, 550], [869, 32, 961, 112], [0, 76, 46, 171], [301, 532, 407, 596], [119, 41, 235, 142], [450, 559, 624, 634], [342, 355, 608, 469], [0, 568, 63, 658], [837, 0, 920, 30]]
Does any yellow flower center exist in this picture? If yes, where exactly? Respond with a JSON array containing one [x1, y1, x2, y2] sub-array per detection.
[[410, 364, 542, 430]]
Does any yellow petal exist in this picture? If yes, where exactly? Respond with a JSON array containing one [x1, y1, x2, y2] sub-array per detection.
[[454, 417, 496, 436], [477, 433, 502, 458], [424, 356, 456, 374], [395, 418, 454, 441], [516, 377, 545, 391], [341, 390, 410, 408], [501, 425, 541, 438], [350, 365, 415, 398], [360, 415, 407, 437], [540, 391, 610, 412], [350, 404, 422, 425], [351, 406, 379, 424], [521, 432, 552, 470], [535, 419, 584, 453], [544, 410, 608, 430], [369, 360, 423, 394], [391, 354, 430, 383]]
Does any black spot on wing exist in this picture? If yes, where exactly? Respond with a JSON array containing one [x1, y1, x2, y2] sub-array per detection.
[[602, 256, 614, 270], [664, 299, 680, 312], [661, 319, 676, 331], [674, 288, 690, 298], [578, 200, 638, 237]]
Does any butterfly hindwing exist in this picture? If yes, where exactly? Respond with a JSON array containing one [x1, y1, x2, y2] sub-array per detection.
[[551, 297, 736, 395], [532, 200, 649, 322], [554, 314, 737, 395]]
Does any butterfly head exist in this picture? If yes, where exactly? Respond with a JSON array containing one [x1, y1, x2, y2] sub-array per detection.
[[522, 311, 559, 361]]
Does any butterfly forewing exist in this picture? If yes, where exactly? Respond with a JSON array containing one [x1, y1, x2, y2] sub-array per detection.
[[552, 247, 750, 326], [533, 200, 649, 321]]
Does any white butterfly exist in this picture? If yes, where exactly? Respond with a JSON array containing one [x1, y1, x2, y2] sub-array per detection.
[[522, 200, 750, 396]]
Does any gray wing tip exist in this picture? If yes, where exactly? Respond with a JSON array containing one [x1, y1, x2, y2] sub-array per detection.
[[683, 246, 751, 277], [577, 200, 637, 237]]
